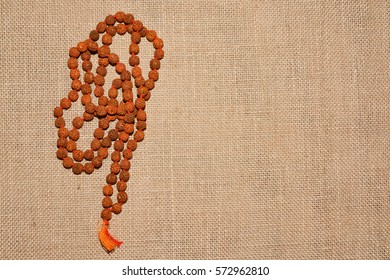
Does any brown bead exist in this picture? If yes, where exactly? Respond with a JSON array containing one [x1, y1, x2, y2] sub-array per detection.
[[127, 139, 137, 151], [102, 196, 113, 208], [88, 41, 99, 53], [149, 70, 159, 81], [118, 132, 129, 142], [106, 173, 117, 185], [70, 68, 80, 80], [101, 136, 111, 148], [114, 140, 124, 151], [120, 71, 131, 82], [81, 50, 92, 60], [137, 86, 149, 97], [112, 78, 122, 89], [96, 105, 107, 117], [57, 137, 67, 148], [132, 20, 143, 31], [115, 63, 126, 74], [123, 149, 133, 159], [153, 38, 164, 49], [84, 72, 94, 84], [66, 140, 77, 152], [145, 79, 155, 90], [129, 43, 139, 54], [58, 127, 68, 138], [73, 150, 84, 162], [84, 162, 94, 174], [124, 113, 135, 124], [131, 32, 141, 44], [110, 162, 121, 174], [124, 123, 134, 134], [117, 181, 127, 192], [81, 94, 91, 105], [122, 80, 133, 91], [108, 129, 118, 141], [108, 98, 118, 107], [89, 30, 99, 41], [77, 42, 88, 53], [132, 66, 142, 78], [108, 53, 119, 65], [122, 90, 133, 102], [63, 157, 74, 169], [84, 102, 95, 114], [96, 22, 106, 33], [83, 112, 94, 122], [94, 74, 105, 86], [134, 130, 144, 142], [55, 117, 65, 128], [120, 159, 131, 170], [67, 57, 78, 69], [119, 170, 130, 182], [69, 47, 80, 58], [135, 98, 145, 110], [154, 48, 164, 60], [117, 23, 127, 35], [101, 208, 112, 220], [56, 148, 68, 159], [106, 104, 117, 115], [82, 60, 92, 72], [93, 128, 104, 139], [117, 103, 126, 115], [134, 76, 144, 88], [60, 98, 71, 109], [115, 11, 125, 22], [129, 55, 140, 66], [116, 120, 125, 131], [102, 33, 112, 45], [72, 163, 84, 175], [92, 156, 103, 168], [91, 138, 101, 150], [99, 118, 110, 130], [98, 45, 110, 58], [106, 26, 117, 36], [71, 79, 82, 91], [103, 185, 113, 196], [117, 191, 128, 204], [98, 95, 108, 106], [136, 121, 146, 131], [105, 15, 116, 25], [68, 129, 80, 141], [123, 13, 134, 24], [98, 57, 109, 67], [146, 30, 157, 42], [98, 147, 109, 159], [81, 83, 92, 95], [150, 59, 160, 70], [84, 149, 94, 160], [111, 150, 121, 162], [68, 90, 79, 102], [139, 27, 147, 37], [111, 203, 122, 214], [93, 86, 103, 98], [137, 109, 147, 121], [72, 117, 83, 129], [96, 65, 107, 77]]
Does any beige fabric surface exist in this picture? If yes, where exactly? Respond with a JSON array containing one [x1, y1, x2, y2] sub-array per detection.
[[1, 0, 389, 259]]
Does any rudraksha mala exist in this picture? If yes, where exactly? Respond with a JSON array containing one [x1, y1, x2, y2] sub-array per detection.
[[53, 11, 164, 252]]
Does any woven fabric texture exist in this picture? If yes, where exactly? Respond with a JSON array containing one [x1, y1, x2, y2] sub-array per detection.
[[1, 0, 389, 259]]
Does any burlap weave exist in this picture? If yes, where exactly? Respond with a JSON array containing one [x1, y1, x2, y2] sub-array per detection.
[[0, 0, 389, 259]]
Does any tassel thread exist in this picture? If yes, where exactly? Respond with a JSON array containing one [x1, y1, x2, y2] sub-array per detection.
[[98, 220, 123, 252]]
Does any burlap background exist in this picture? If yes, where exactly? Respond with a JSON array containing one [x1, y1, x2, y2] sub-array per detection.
[[0, 0, 389, 259]]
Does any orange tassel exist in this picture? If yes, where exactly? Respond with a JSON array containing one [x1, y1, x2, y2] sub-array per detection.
[[98, 220, 123, 252]]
